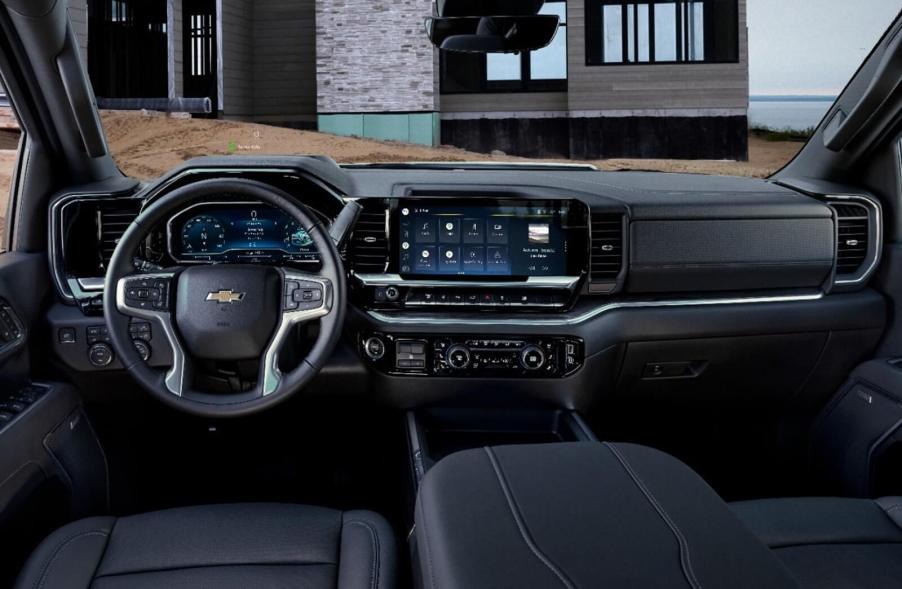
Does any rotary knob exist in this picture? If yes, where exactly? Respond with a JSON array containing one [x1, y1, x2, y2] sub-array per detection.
[[87, 342, 114, 367], [364, 336, 386, 360], [132, 340, 152, 362], [520, 345, 546, 370], [446, 345, 471, 370]]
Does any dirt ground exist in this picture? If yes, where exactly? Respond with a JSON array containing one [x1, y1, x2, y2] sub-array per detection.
[[0, 110, 804, 199]]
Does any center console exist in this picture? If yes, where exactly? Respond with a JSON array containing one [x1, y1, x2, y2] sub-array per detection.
[[353, 197, 590, 378]]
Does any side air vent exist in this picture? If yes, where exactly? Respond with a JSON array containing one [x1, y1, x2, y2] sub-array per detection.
[[831, 203, 869, 275], [589, 213, 624, 286], [345, 201, 389, 273], [97, 200, 141, 270]]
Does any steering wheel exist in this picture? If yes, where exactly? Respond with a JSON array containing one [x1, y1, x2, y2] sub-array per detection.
[[102, 178, 347, 418]]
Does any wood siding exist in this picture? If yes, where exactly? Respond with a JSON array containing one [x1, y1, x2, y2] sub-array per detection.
[[171, 0, 183, 98], [220, 0, 317, 121], [566, 0, 748, 112], [253, 0, 316, 121], [221, 0, 253, 116]]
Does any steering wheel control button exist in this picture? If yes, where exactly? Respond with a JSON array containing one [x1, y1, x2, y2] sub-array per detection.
[[364, 337, 386, 360], [285, 279, 325, 311], [124, 276, 171, 311], [88, 342, 114, 367], [520, 345, 546, 370]]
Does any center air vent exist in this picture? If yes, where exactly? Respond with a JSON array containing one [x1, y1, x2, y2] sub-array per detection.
[[345, 201, 389, 273], [97, 200, 142, 270], [589, 213, 624, 287], [831, 203, 869, 275]]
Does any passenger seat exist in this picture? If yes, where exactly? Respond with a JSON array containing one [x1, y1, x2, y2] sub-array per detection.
[[732, 497, 902, 589]]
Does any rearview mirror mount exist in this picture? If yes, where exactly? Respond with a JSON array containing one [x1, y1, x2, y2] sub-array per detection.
[[425, 15, 560, 54]]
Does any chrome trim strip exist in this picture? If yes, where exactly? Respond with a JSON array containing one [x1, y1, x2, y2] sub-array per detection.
[[827, 194, 882, 286], [341, 161, 599, 171], [76, 277, 105, 291], [366, 291, 825, 327], [353, 274, 581, 290], [50, 191, 144, 303]]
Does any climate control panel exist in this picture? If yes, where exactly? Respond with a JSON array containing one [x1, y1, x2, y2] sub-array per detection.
[[360, 333, 583, 378]]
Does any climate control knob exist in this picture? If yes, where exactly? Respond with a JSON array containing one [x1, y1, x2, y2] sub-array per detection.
[[446, 345, 471, 370], [520, 345, 546, 370]]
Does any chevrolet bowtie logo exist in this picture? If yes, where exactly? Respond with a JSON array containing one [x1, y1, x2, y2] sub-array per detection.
[[205, 289, 246, 304]]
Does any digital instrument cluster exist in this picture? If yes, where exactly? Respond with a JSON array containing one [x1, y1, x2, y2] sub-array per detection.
[[168, 202, 320, 265]]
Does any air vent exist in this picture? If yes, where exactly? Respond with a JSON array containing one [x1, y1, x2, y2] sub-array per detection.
[[345, 201, 389, 273], [97, 200, 141, 270], [589, 213, 624, 282], [832, 203, 869, 275]]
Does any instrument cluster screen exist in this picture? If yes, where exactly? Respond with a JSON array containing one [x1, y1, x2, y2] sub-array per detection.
[[397, 201, 572, 277], [169, 203, 319, 265]]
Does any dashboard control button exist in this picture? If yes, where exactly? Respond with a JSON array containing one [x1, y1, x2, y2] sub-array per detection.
[[520, 345, 546, 370], [88, 342, 114, 367], [364, 337, 386, 360], [58, 327, 76, 344], [447, 345, 471, 370], [132, 340, 152, 362], [384, 286, 401, 302]]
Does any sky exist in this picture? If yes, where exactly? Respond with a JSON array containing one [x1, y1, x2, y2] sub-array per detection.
[[748, 0, 902, 96]]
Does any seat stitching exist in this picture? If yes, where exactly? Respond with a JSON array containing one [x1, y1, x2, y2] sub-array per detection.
[[484, 447, 577, 589], [32, 530, 109, 589], [345, 520, 379, 589], [415, 497, 438, 589], [92, 561, 338, 579], [603, 442, 702, 589]]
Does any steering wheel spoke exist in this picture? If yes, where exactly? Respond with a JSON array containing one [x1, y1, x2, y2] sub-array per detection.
[[115, 271, 190, 397], [262, 270, 333, 396]]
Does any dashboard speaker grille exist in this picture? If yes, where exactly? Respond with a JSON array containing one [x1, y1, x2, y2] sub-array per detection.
[[589, 214, 624, 281], [98, 200, 141, 270], [346, 201, 389, 273], [832, 203, 869, 275]]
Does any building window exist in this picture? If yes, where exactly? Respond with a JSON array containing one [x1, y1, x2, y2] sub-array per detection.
[[441, 0, 568, 94], [585, 0, 738, 66]]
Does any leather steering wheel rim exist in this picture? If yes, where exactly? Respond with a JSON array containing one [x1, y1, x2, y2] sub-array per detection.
[[102, 178, 347, 418]]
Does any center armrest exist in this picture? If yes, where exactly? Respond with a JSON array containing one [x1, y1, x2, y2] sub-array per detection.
[[413, 442, 798, 589]]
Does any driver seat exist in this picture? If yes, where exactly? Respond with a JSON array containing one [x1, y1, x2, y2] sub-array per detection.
[[14, 503, 397, 589]]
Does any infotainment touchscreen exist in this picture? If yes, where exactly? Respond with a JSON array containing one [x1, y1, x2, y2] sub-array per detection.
[[396, 200, 579, 278]]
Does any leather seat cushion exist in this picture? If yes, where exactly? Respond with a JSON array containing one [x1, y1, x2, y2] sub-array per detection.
[[15, 503, 397, 589], [732, 496, 902, 589]]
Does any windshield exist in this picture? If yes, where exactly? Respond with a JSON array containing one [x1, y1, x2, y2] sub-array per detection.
[[3, 0, 901, 188]]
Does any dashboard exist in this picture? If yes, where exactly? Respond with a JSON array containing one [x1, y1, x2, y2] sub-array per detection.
[[46, 160, 884, 401], [167, 202, 320, 265]]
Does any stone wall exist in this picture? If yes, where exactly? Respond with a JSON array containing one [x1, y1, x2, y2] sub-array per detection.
[[315, 0, 437, 114]]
